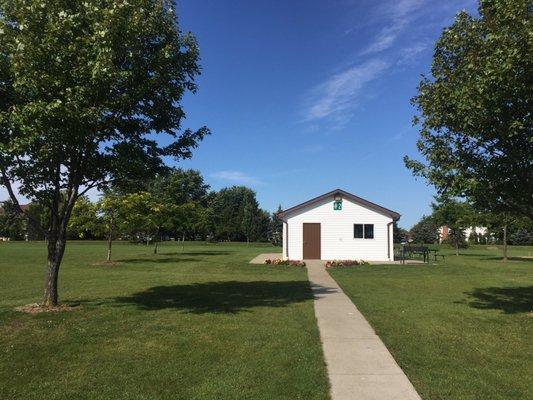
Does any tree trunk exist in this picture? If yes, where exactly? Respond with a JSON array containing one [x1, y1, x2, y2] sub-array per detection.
[[43, 234, 67, 307], [503, 224, 508, 262], [154, 241, 158, 254], [182, 233, 185, 251], [454, 240, 459, 256], [107, 234, 112, 261]]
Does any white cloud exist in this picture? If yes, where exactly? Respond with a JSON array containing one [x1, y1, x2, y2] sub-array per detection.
[[360, 0, 426, 55], [396, 41, 430, 65], [361, 22, 406, 55], [210, 170, 263, 185], [304, 58, 389, 124]]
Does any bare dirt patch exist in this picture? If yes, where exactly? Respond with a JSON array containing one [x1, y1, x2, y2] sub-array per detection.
[[14, 303, 81, 314]]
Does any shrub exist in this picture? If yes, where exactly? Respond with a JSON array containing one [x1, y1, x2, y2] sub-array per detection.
[[264, 259, 306, 267], [325, 260, 369, 268]]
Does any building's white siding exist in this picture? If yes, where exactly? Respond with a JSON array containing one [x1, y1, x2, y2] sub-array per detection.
[[283, 195, 394, 261], [465, 226, 488, 241], [282, 221, 287, 258]]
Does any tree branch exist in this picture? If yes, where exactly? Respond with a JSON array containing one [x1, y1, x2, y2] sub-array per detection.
[[0, 167, 48, 239]]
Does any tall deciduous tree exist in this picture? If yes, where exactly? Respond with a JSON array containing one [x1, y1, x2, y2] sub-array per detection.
[[404, 0, 532, 219], [409, 215, 438, 244], [68, 196, 100, 239], [241, 196, 256, 245], [97, 191, 130, 261], [149, 169, 210, 206], [270, 205, 284, 246], [432, 200, 474, 256], [212, 186, 258, 241], [393, 222, 409, 244], [0, 0, 209, 306]]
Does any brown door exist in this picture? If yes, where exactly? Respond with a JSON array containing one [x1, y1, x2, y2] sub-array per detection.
[[303, 223, 321, 259]]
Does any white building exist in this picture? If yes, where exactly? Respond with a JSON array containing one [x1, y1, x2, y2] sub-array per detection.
[[439, 226, 489, 243], [280, 189, 400, 261]]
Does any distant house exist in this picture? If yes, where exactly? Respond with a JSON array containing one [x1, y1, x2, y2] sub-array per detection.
[[439, 225, 488, 243], [279, 189, 400, 261]]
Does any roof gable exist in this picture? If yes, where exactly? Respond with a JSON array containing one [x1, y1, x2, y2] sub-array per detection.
[[280, 189, 400, 221]]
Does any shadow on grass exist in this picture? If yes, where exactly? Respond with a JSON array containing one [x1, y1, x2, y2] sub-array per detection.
[[455, 253, 495, 258], [485, 256, 533, 262], [117, 257, 199, 264], [114, 280, 330, 314], [158, 251, 233, 256], [462, 286, 533, 314]]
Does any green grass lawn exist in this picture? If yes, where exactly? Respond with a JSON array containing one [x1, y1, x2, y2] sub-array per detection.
[[329, 245, 533, 400], [0, 241, 330, 400]]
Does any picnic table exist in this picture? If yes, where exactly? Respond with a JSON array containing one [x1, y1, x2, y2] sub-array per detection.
[[407, 246, 430, 263], [399, 245, 445, 264], [428, 248, 446, 262]]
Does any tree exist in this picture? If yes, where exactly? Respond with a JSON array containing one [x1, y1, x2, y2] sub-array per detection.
[[168, 201, 200, 244], [255, 209, 271, 243], [508, 217, 533, 245], [393, 222, 409, 244], [0, 0, 209, 306], [510, 229, 532, 246], [0, 200, 25, 240], [270, 205, 284, 246], [211, 186, 255, 241], [482, 212, 533, 260], [146, 168, 211, 241], [149, 169, 210, 206], [409, 215, 438, 244], [432, 200, 473, 256], [68, 196, 101, 239], [97, 192, 129, 261], [118, 192, 154, 243], [241, 196, 256, 244], [468, 230, 479, 244], [25, 202, 48, 241], [147, 198, 175, 254], [196, 206, 216, 241], [404, 0, 532, 219]]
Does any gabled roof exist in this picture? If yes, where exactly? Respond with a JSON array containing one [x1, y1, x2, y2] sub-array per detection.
[[279, 189, 401, 221]]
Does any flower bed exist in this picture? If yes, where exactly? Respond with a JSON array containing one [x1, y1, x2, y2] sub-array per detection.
[[325, 259, 369, 268], [264, 259, 306, 267]]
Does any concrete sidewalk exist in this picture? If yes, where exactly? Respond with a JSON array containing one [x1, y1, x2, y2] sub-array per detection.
[[306, 260, 422, 400], [249, 253, 282, 264]]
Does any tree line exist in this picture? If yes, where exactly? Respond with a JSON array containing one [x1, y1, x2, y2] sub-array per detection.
[[0, 169, 284, 254], [401, 199, 533, 257]]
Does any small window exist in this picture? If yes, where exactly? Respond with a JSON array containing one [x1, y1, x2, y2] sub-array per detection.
[[364, 224, 374, 239], [354, 224, 374, 239]]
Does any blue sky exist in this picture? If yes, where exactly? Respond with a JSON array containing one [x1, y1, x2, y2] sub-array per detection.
[[0, 0, 478, 229], [176, 0, 477, 228]]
